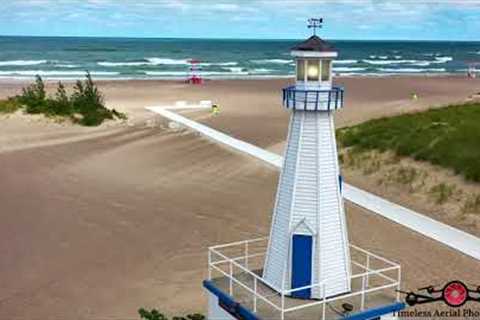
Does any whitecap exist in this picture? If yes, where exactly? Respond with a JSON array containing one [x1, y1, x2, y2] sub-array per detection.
[[55, 64, 80, 68], [223, 67, 244, 73], [0, 70, 119, 76], [363, 59, 417, 65], [146, 57, 190, 65], [251, 59, 292, 64], [433, 56, 453, 63], [98, 61, 149, 67], [199, 62, 238, 66], [377, 68, 446, 73], [145, 71, 248, 76], [333, 67, 366, 72], [333, 60, 358, 65], [249, 68, 273, 74], [0, 60, 47, 66], [411, 61, 431, 67]]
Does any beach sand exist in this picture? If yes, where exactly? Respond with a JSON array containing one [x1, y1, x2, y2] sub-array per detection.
[[1, 76, 480, 318]]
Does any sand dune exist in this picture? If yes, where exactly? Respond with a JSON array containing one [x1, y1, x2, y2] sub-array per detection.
[[1, 77, 480, 318]]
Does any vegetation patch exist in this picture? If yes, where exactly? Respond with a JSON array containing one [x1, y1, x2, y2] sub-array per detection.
[[138, 308, 204, 320], [463, 193, 480, 214], [430, 183, 456, 204], [3, 73, 126, 126], [0, 98, 22, 113], [337, 102, 480, 182]]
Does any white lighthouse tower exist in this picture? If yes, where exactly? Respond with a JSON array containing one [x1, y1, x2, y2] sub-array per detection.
[[263, 18, 351, 300], [204, 19, 405, 320]]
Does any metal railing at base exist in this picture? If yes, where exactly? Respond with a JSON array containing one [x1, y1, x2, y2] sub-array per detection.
[[208, 237, 401, 320]]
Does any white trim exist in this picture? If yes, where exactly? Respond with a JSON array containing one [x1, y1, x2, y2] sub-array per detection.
[[291, 50, 338, 58], [146, 105, 480, 261], [291, 218, 317, 236]]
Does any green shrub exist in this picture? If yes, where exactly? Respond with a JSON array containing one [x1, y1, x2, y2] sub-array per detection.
[[138, 308, 204, 320], [0, 98, 22, 113], [70, 72, 125, 126], [12, 72, 126, 126], [463, 194, 480, 214], [17, 75, 47, 114], [430, 183, 455, 204], [49, 82, 73, 116]]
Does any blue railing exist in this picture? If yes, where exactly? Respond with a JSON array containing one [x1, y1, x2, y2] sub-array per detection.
[[282, 86, 344, 111]]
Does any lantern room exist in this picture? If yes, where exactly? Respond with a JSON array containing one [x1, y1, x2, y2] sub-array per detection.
[[292, 35, 337, 90], [282, 34, 343, 112]]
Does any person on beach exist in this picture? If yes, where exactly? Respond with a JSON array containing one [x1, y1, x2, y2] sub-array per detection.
[[212, 104, 220, 116]]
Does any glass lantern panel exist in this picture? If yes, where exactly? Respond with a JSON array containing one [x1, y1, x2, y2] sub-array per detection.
[[297, 59, 305, 81], [307, 59, 320, 82], [321, 60, 331, 81]]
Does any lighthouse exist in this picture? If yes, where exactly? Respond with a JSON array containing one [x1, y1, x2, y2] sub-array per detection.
[[262, 18, 350, 300], [204, 19, 405, 320]]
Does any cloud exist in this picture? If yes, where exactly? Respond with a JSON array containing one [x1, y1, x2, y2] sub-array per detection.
[[3, 0, 480, 39]]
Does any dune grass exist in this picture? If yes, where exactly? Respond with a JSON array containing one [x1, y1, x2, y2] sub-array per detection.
[[337, 102, 480, 182], [138, 308, 204, 320], [0, 98, 22, 113], [2, 73, 126, 126]]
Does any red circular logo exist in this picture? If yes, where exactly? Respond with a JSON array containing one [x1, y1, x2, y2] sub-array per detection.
[[443, 281, 468, 307]]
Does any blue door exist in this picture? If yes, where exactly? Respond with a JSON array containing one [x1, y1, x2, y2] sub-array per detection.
[[291, 234, 313, 299]]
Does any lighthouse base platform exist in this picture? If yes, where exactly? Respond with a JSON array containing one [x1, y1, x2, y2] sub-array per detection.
[[205, 237, 405, 320]]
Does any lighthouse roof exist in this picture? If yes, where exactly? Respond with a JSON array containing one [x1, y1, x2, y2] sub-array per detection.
[[291, 35, 336, 52]]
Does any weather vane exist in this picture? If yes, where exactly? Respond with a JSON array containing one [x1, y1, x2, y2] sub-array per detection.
[[308, 18, 323, 36]]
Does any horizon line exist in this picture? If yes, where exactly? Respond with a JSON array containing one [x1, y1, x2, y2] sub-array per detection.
[[1, 34, 480, 42]]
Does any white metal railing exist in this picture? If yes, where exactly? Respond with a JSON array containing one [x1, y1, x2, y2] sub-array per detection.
[[208, 237, 402, 320]]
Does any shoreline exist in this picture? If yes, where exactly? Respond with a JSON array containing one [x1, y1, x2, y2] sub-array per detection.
[[0, 73, 474, 84]]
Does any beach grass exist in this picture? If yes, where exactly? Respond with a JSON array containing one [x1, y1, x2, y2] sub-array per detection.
[[0, 98, 22, 113], [10, 73, 126, 126], [337, 102, 480, 182]]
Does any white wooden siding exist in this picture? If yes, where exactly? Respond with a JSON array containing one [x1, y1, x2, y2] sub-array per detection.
[[263, 110, 351, 298]]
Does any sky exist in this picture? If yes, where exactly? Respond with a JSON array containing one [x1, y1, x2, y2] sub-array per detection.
[[2, 0, 480, 40]]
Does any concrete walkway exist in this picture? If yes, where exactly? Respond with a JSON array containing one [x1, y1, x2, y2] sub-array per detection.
[[146, 104, 480, 261]]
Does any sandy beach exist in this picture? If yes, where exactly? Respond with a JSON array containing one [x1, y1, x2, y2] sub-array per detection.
[[1, 76, 480, 318]]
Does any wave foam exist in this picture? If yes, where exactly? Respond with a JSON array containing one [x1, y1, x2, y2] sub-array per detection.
[[146, 57, 190, 65], [98, 61, 149, 67], [0, 70, 119, 76], [363, 59, 417, 65], [222, 67, 244, 73], [433, 56, 453, 63], [378, 68, 446, 73], [0, 60, 47, 66], [334, 59, 358, 65], [251, 59, 292, 64], [249, 68, 273, 73], [55, 64, 80, 68], [145, 71, 248, 76], [199, 62, 238, 66], [333, 67, 366, 72], [98, 57, 191, 67]]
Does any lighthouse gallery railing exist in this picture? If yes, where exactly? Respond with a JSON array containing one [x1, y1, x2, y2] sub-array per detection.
[[282, 86, 344, 111], [207, 237, 401, 320]]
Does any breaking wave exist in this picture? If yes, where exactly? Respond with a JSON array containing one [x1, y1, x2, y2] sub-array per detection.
[[0, 70, 119, 76], [0, 60, 47, 66], [251, 59, 292, 64], [334, 60, 358, 65], [378, 68, 446, 73]]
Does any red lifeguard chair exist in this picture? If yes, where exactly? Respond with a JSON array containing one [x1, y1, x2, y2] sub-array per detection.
[[187, 59, 203, 84]]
